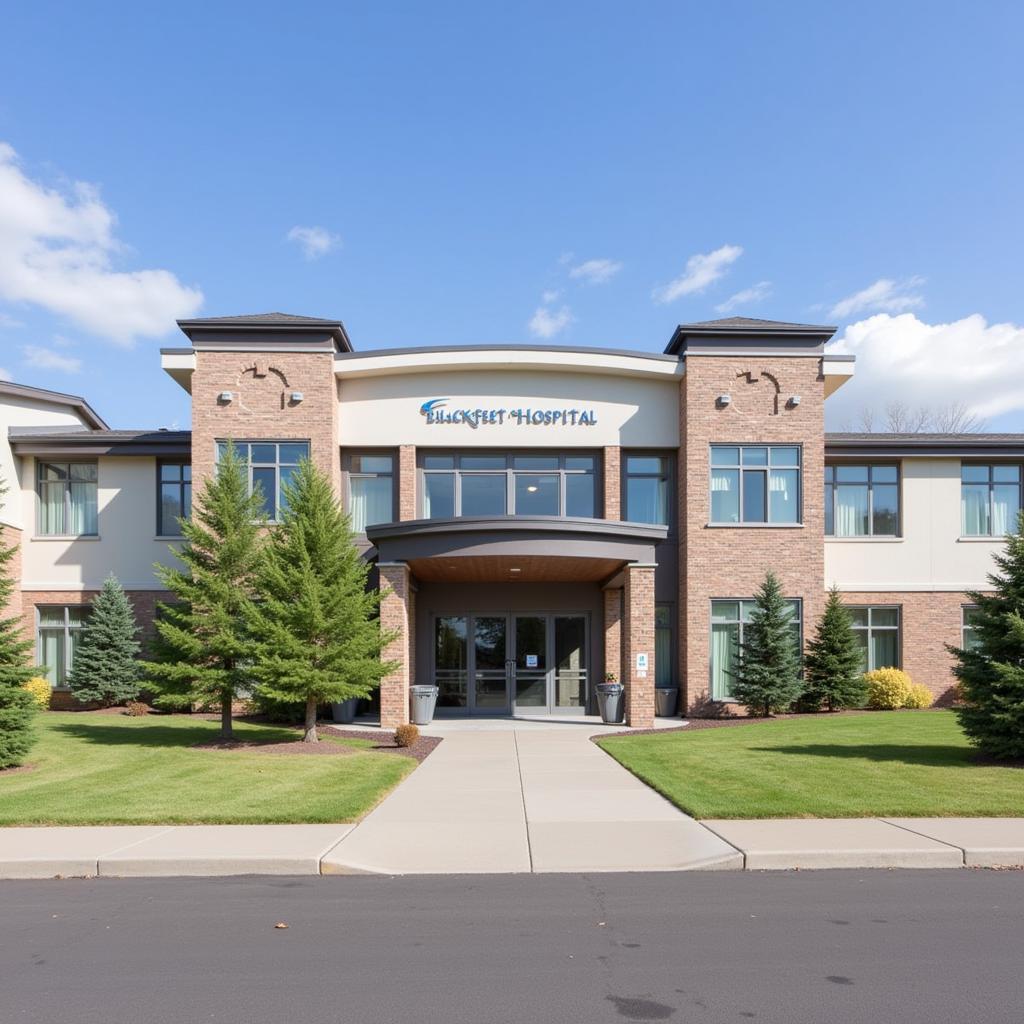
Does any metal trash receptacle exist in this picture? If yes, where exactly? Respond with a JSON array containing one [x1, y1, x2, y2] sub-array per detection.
[[655, 687, 678, 718], [332, 698, 360, 724], [410, 684, 439, 725], [595, 682, 624, 724]]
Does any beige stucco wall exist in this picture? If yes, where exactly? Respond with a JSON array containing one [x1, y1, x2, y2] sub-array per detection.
[[825, 457, 1001, 592], [19, 455, 183, 590], [336, 369, 681, 448], [0, 396, 90, 530]]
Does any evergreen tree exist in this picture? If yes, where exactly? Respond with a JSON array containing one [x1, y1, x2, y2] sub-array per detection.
[[0, 479, 37, 768], [146, 444, 265, 739], [246, 460, 396, 743], [729, 571, 804, 716], [68, 574, 142, 706], [952, 510, 1024, 758], [802, 587, 868, 711]]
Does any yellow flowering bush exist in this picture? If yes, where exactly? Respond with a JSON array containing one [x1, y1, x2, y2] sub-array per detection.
[[22, 676, 51, 710], [904, 682, 934, 709], [864, 668, 913, 709]]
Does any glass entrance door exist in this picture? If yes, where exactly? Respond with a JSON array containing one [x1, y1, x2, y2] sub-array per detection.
[[513, 616, 548, 709], [472, 615, 510, 713], [553, 615, 587, 712]]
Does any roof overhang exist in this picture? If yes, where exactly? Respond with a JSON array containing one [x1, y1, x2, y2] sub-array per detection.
[[825, 434, 1024, 459], [665, 320, 837, 356], [0, 381, 108, 430], [9, 430, 191, 458]]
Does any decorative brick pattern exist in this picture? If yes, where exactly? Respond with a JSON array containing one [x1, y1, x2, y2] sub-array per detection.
[[840, 590, 984, 705], [378, 562, 412, 728], [603, 446, 621, 519], [190, 350, 340, 495], [623, 564, 656, 727], [680, 357, 827, 715], [398, 445, 417, 521], [603, 587, 622, 684]]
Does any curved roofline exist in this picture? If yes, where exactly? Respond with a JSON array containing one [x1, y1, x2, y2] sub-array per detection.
[[367, 515, 669, 543]]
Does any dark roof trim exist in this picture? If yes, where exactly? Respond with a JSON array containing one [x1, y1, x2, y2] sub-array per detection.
[[0, 381, 108, 430], [335, 344, 680, 364], [665, 317, 836, 355], [826, 432, 1024, 458], [10, 429, 191, 458], [177, 312, 353, 352], [367, 515, 669, 543]]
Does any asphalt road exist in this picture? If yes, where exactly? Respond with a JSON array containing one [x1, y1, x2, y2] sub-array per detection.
[[2, 870, 1023, 1024]]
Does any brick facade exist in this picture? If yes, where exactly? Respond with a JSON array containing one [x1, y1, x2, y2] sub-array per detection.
[[622, 563, 656, 727], [603, 587, 622, 684], [680, 356, 827, 715], [378, 562, 412, 728], [603, 446, 621, 520], [398, 445, 417, 521]]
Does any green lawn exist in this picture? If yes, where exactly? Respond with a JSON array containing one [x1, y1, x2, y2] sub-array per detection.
[[597, 711, 1024, 819], [0, 713, 414, 825]]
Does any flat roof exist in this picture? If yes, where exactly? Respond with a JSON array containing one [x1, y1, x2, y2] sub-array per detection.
[[825, 432, 1024, 457]]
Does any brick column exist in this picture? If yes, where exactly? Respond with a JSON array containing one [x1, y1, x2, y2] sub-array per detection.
[[398, 445, 417, 521], [378, 562, 412, 728], [623, 562, 656, 728], [603, 587, 622, 684], [603, 446, 621, 519]]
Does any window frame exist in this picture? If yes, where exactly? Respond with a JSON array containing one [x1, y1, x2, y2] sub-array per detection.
[[418, 450, 599, 519], [344, 450, 397, 533], [156, 459, 192, 537], [654, 602, 675, 689], [960, 462, 1022, 538], [622, 451, 674, 528], [847, 604, 902, 672], [708, 597, 803, 702], [36, 604, 89, 690], [35, 460, 99, 537], [962, 604, 983, 653], [215, 440, 310, 523], [824, 462, 901, 538], [708, 445, 802, 526]]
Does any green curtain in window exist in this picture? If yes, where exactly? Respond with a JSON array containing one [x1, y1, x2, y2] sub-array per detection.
[[710, 623, 736, 700], [39, 630, 63, 687], [871, 630, 898, 670]]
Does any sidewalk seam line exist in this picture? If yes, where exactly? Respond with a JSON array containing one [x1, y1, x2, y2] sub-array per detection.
[[513, 731, 535, 873], [694, 820, 748, 869], [878, 818, 967, 865], [317, 827, 358, 874]]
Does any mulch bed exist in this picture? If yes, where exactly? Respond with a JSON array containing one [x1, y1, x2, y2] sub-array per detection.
[[322, 727, 442, 764], [193, 727, 442, 764], [193, 739, 360, 756]]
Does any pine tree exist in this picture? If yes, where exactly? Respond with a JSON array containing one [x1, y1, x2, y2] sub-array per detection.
[[729, 571, 804, 717], [0, 479, 37, 768], [952, 510, 1024, 759], [246, 459, 397, 743], [146, 444, 265, 739], [68, 574, 142, 706], [802, 587, 868, 712]]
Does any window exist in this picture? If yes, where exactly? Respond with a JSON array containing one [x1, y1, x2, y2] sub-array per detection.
[[217, 441, 310, 521], [710, 599, 801, 701], [848, 606, 900, 673], [825, 464, 899, 537], [348, 454, 394, 532], [37, 606, 89, 689], [710, 446, 801, 524], [624, 455, 670, 525], [37, 461, 98, 536], [158, 461, 191, 536], [962, 606, 983, 653], [420, 453, 597, 519], [961, 464, 1021, 537], [655, 604, 673, 687]]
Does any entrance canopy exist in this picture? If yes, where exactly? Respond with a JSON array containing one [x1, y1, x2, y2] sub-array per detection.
[[366, 516, 667, 584]]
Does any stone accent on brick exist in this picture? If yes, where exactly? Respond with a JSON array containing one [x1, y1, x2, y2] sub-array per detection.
[[680, 356, 827, 716], [398, 445, 417, 521], [189, 350, 340, 494], [840, 589, 982, 705], [603, 446, 621, 520], [378, 562, 413, 728], [623, 563, 656, 728], [603, 587, 622, 685]]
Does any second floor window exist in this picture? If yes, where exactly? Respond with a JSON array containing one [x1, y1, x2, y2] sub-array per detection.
[[961, 464, 1020, 537], [218, 441, 310, 522], [710, 446, 800, 525], [825, 464, 899, 537], [37, 461, 98, 536], [624, 455, 670, 525], [349, 454, 394, 532], [158, 461, 191, 536]]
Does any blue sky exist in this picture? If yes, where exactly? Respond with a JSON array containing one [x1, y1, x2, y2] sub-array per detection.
[[1, 1, 1022, 431]]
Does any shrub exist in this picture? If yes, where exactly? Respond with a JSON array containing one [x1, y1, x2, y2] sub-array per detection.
[[394, 723, 420, 748], [22, 676, 51, 710], [904, 682, 934, 709], [865, 668, 913, 709], [123, 701, 150, 717]]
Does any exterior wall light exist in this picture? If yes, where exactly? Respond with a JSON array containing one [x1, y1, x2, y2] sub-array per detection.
[[788, 395, 802, 408], [290, 391, 305, 404], [716, 394, 731, 407], [217, 391, 233, 404]]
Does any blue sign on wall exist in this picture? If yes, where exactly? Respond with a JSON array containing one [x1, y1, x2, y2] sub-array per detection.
[[420, 398, 596, 429]]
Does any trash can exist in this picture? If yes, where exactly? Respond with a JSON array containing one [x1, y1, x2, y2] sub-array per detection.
[[655, 687, 678, 718], [331, 698, 360, 724], [595, 682, 624, 724], [410, 684, 439, 726]]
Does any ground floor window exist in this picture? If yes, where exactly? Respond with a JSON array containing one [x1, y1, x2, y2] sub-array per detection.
[[709, 599, 801, 701], [962, 605, 983, 652], [654, 604, 673, 687], [37, 606, 89, 689], [848, 606, 900, 672]]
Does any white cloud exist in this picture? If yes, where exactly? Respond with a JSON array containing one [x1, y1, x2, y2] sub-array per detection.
[[568, 258, 623, 285], [826, 312, 1024, 426], [716, 280, 773, 314], [528, 305, 573, 339], [829, 276, 925, 320], [21, 344, 81, 374], [0, 311, 24, 329], [286, 225, 341, 260], [0, 367, 10, 381], [0, 143, 203, 345], [652, 244, 743, 304], [541, 289, 561, 304]]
